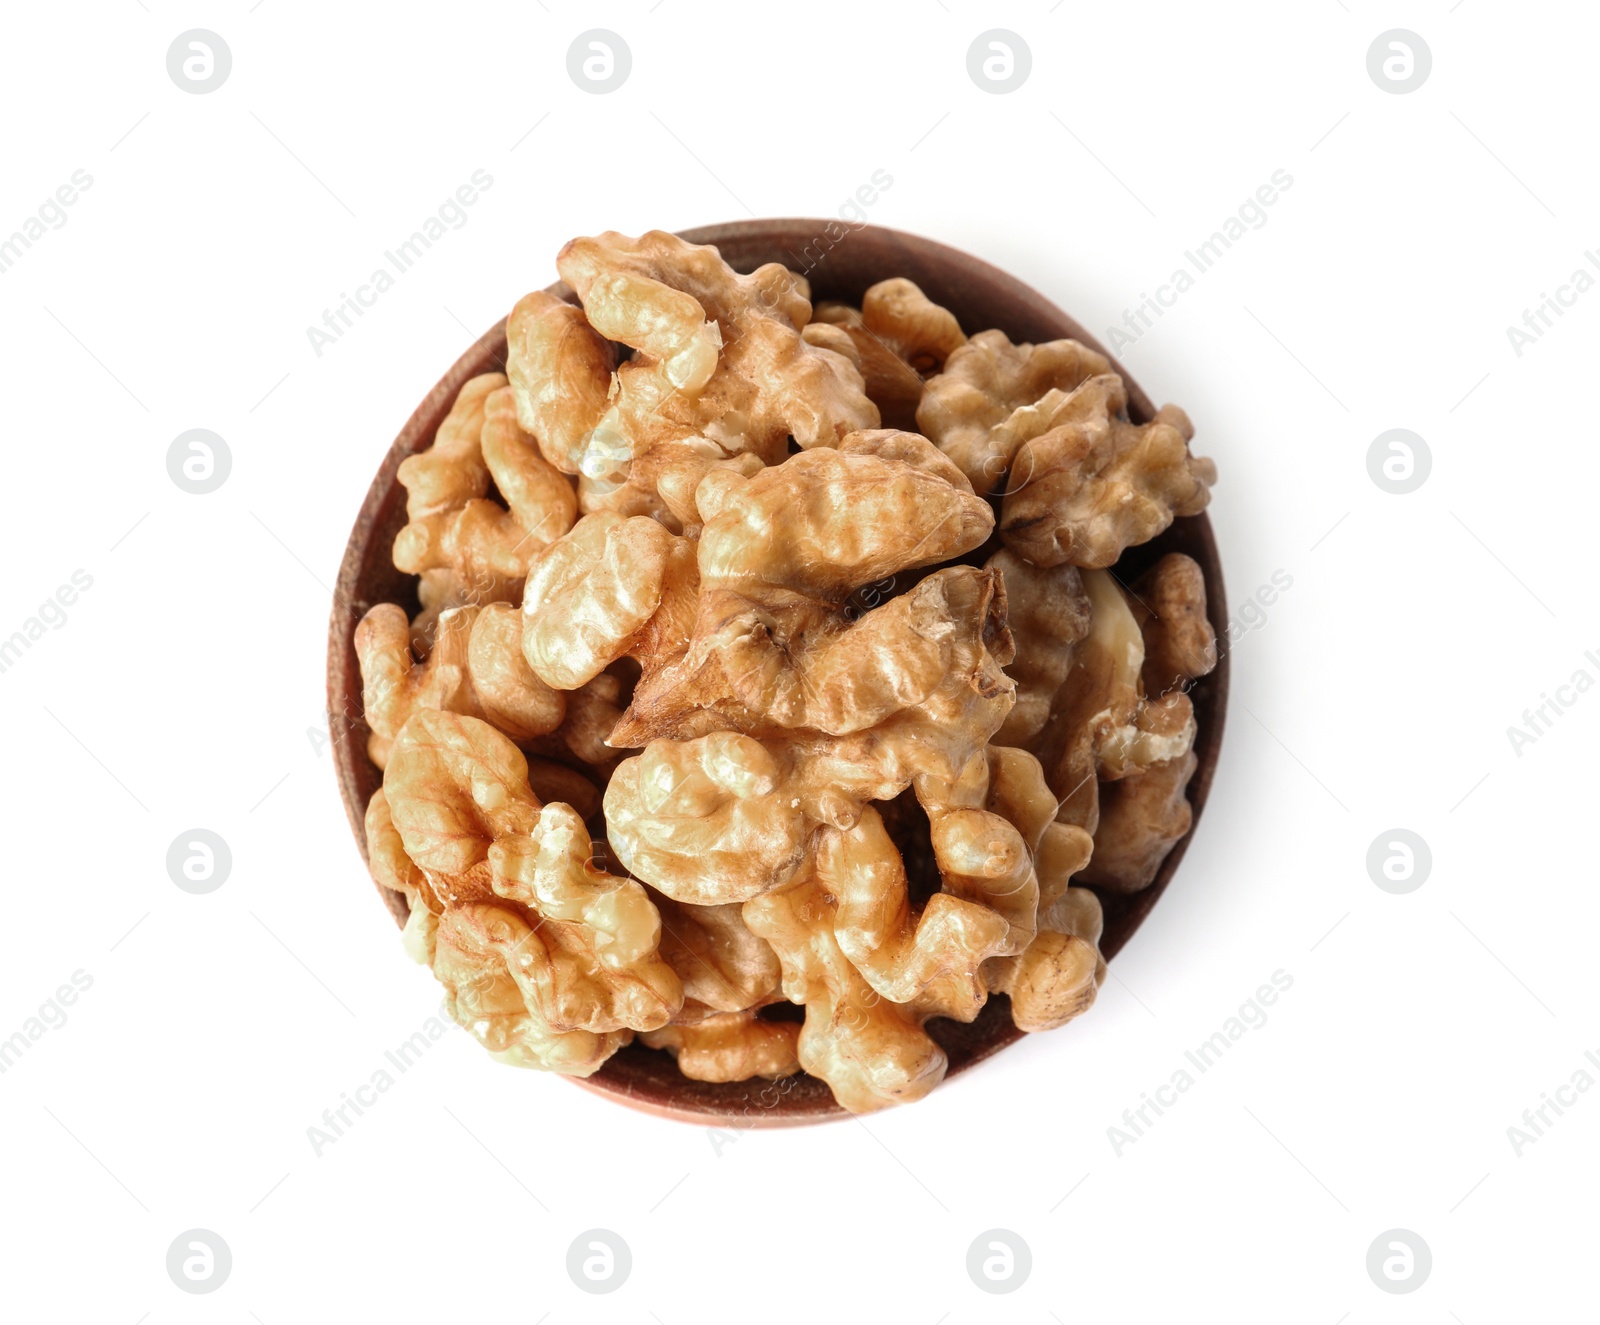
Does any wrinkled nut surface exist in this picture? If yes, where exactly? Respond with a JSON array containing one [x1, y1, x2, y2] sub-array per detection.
[[1080, 550, 1217, 891], [809, 279, 965, 430], [860, 278, 967, 373], [356, 229, 1218, 1112], [805, 310, 923, 432], [1025, 567, 1201, 839], [393, 377, 576, 604], [695, 434, 992, 603], [918, 329, 1112, 492], [506, 290, 616, 475], [355, 601, 565, 769], [985, 886, 1106, 1032], [1001, 375, 1215, 569], [378, 709, 682, 1074], [556, 230, 878, 493], [1081, 749, 1199, 893], [1130, 552, 1219, 698], [640, 1010, 801, 1083], [619, 564, 1012, 745], [652, 895, 785, 1018], [521, 513, 697, 691], [744, 865, 948, 1113], [821, 805, 1011, 1019], [986, 549, 1091, 747], [604, 732, 809, 905]]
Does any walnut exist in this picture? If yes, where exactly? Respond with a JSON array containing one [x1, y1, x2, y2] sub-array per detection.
[[1080, 749, 1199, 893], [861, 278, 967, 373], [467, 603, 568, 741], [395, 374, 496, 530], [357, 232, 1219, 1113], [820, 803, 1014, 1021], [604, 556, 1017, 872], [652, 895, 785, 1019], [393, 378, 577, 602], [984, 886, 1105, 1032], [432, 904, 634, 1074], [520, 513, 698, 691], [606, 430, 998, 750], [1129, 553, 1218, 698], [1000, 375, 1215, 568], [741, 734, 1066, 1110], [985, 548, 1091, 747], [806, 280, 964, 430], [806, 307, 922, 431], [979, 753, 1103, 1034], [743, 864, 948, 1112], [640, 1011, 800, 1083], [409, 568, 471, 653], [604, 731, 809, 905], [1029, 569, 1193, 832], [535, 669, 632, 776], [356, 602, 476, 770], [917, 329, 1111, 491], [364, 788, 437, 964], [355, 601, 563, 769], [620, 565, 1012, 744], [693, 430, 992, 604], [506, 289, 617, 475], [380, 709, 683, 1074], [1080, 553, 1217, 891], [555, 230, 878, 486]]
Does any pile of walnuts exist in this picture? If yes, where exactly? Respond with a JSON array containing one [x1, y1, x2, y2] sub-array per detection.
[[356, 230, 1217, 1113]]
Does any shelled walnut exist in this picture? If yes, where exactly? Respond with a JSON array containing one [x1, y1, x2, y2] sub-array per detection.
[[354, 229, 1218, 1113]]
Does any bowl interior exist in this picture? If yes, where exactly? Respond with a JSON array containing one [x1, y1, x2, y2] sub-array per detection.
[[327, 219, 1228, 1126]]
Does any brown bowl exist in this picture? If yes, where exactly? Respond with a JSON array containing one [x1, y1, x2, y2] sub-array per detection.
[[327, 220, 1229, 1126]]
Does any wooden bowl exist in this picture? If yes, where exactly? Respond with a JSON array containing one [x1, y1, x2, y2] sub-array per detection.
[[327, 220, 1229, 1126]]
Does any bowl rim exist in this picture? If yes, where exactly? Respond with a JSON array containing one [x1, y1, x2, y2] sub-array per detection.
[[326, 217, 1229, 1126]]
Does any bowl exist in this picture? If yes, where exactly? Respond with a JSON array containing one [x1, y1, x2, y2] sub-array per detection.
[[327, 219, 1229, 1125]]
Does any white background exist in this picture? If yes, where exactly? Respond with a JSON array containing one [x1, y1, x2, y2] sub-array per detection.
[[1, 1, 1594, 1320]]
